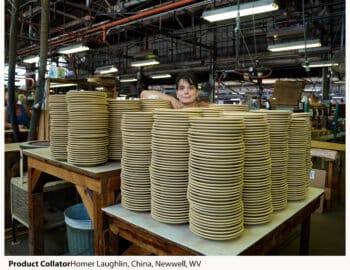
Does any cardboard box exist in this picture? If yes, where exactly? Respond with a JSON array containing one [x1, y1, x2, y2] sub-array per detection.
[[309, 169, 327, 213]]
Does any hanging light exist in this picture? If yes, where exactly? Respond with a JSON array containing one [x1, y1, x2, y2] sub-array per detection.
[[120, 78, 137, 82], [130, 59, 160, 67], [267, 39, 321, 52], [95, 65, 118, 74], [150, 74, 172, 79], [301, 61, 339, 68], [50, 83, 78, 88], [58, 43, 90, 54], [23, 55, 40, 64], [202, 0, 279, 22]]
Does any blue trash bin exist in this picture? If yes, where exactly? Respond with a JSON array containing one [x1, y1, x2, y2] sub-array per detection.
[[64, 203, 94, 255]]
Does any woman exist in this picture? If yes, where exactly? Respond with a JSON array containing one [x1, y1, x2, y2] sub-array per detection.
[[141, 72, 210, 109]]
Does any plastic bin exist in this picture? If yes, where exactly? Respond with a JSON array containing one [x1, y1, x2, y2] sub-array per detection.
[[64, 203, 94, 255]]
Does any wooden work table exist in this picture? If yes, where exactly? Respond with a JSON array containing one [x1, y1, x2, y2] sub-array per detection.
[[22, 147, 121, 255], [311, 140, 345, 152], [310, 148, 342, 210], [4, 128, 29, 143], [4, 143, 23, 228], [103, 187, 323, 255]]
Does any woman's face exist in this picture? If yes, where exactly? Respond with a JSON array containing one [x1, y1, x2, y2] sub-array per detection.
[[176, 79, 199, 106]]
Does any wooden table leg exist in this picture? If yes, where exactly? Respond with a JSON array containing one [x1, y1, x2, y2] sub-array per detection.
[[28, 166, 45, 255], [92, 187, 116, 255], [5, 152, 20, 228], [299, 216, 311, 255], [336, 154, 343, 200], [107, 223, 120, 255], [326, 160, 334, 210], [28, 192, 45, 255]]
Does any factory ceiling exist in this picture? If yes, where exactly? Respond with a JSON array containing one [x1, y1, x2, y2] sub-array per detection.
[[4, 0, 346, 84]]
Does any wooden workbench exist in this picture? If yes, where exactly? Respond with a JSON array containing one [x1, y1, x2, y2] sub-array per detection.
[[4, 143, 23, 228], [311, 147, 343, 210], [103, 187, 323, 255], [311, 140, 345, 152], [23, 147, 121, 255], [4, 128, 29, 143]]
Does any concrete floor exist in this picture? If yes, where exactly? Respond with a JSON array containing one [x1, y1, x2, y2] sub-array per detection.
[[4, 153, 346, 256], [3, 192, 346, 256], [270, 196, 346, 255]]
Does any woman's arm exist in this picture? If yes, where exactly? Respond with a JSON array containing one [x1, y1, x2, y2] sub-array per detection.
[[140, 90, 183, 109]]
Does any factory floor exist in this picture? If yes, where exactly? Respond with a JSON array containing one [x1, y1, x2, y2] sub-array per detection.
[[3, 153, 346, 256], [3, 190, 346, 256]]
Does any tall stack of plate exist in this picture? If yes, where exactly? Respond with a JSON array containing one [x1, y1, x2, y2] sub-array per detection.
[[252, 110, 291, 211], [188, 117, 245, 240], [150, 109, 201, 224], [210, 104, 249, 112], [48, 95, 68, 160], [108, 99, 142, 160], [199, 107, 222, 117], [223, 112, 273, 225], [287, 116, 308, 200], [291, 112, 312, 188], [66, 91, 109, 166], [141, 99, 172, 111], [121, 112, 154, 211]]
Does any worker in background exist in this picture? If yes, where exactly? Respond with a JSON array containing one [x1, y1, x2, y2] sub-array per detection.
[[4, 92, 31, 129], [141, 71, 210, 109]]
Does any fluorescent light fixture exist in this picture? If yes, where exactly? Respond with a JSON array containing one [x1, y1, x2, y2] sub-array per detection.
[[333, 80, 345, 85], [95, 65, 118, 74], [150, 74, 172, 79], [130, 59, 160, 67], [298, 46, 331, 54], [262, 78, 277, 84], [23, 55, 39, 64], [303, 86, 321, 92], [268, 39, 321, 52], [302, 61, 339, 68], [58, 43, 90, 54], [120, 78, 137, 82], [50, 83, 78, 88], [202, 0, 279, 22]]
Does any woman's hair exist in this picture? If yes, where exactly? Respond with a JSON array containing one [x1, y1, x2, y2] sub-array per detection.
[[175, 71, 198, 91]]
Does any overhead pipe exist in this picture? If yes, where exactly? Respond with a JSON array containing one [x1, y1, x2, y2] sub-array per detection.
[[18, 0, 200, 56], [107, 0, 212, 33]]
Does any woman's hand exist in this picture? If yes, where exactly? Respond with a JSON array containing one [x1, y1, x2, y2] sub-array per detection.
[[170, 99, 183, 109]]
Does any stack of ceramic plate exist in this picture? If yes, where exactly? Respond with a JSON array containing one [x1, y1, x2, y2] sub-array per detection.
[[210, 103, 248, 112], [66, 91, 109, 166], [292, 112, 312, 188], [150, 109, 201, 224], [188, 117, 245, 240], [120, 112, 154, 211], [287, 114, 310, 200], [48, 95, 68, 160], [252, 110, 291, 211], [108, 99, 141, 160], [223, 112, 273, 225], [141, 99, 172, 111], [199, 107, 222, 117]]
